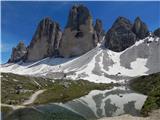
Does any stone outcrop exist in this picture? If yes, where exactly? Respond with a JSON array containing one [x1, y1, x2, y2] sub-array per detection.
[[59, 5, 97, 57], [8, 41, 27, 63], [105, 16, 150, 52], [105, 17, 136, 52], [154, 28, 160, 37], [26, 17, 62, 62], [8, 5, 154, 63], [132, 17, 149, 39], [94, 19, 105, 42]]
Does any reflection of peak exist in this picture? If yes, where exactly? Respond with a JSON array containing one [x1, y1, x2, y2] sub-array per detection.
[[7, 104, 86, 120], [63, 88, 147, 119], [124, 101, 140, 116]]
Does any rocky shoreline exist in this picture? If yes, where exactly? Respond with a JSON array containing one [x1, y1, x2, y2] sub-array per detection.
[[99, 109, 160, 120]]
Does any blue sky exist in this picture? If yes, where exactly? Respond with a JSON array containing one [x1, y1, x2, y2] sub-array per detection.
[[1, 1, 160, 63]]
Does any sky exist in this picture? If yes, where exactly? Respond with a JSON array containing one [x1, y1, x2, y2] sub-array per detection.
[[1, 1, 160, 63]]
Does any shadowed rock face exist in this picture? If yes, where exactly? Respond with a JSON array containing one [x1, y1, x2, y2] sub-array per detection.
[[8, 41, 27, 63], [105, 17, 136, 52], [154, 28, 160, 37], [66, 5, 91, 31], [94, 19, 105, 42], [59, 5, 97, 58], [26, 17, 62, 62], [105, 16, 150, 52], [132, 17, 149, 39]]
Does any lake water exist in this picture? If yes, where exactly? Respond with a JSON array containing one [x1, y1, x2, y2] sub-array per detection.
[[4, 86, 147, 120]]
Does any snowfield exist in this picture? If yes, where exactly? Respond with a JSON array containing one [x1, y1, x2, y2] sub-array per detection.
[[1, 37, 160, 83]]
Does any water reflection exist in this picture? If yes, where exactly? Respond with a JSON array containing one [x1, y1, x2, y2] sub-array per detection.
[[61, 86, 147, 119], [4, 86, 147, 120]]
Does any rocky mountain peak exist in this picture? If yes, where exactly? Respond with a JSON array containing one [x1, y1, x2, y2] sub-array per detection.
[[105, 16, 151, 52], [105, 16, 136, 52], [132, 17, 149, 39], [7, 5, 157, 63], [59, 5, 97, 58], [26, 17, 62, 62], [66, 4, 92, 31], [94, 19, 104, 42], [8, 41, 27, 63], [112, 16, 132, 30]]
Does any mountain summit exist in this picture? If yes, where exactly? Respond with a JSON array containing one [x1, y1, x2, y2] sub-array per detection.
[[26, 17, 62, 62], [105, 16, 136, 52], [105, 16, 150, 52], [8, 41, 27, 63], [59, 4, 97, 57], [8, 5, 158, 64], [132, 17, 149, 39]]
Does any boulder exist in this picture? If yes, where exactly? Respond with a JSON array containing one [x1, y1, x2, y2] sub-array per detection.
[[59, 5, 97, 57], [26, 17, 62, 62], [105, 17, 136, 52]]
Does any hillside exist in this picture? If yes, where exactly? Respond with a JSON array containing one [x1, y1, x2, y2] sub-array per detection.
[[1, 72, 114, 119], [130, 72, 160, 116], [1, 36, 160, 83]]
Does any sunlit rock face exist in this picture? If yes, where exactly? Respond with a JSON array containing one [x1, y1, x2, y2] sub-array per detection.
[[8, 41, 27, 63], [132, 17, 149, 39], [59, 5, 97, 58], [26, 17, 62, 62]]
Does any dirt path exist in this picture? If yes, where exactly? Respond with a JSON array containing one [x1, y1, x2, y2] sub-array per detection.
[[1, 103, 24, 110], [23, 89, 45, 105]]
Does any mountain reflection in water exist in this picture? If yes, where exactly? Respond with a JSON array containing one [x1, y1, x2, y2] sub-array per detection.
[[4, 86, 147, 120]]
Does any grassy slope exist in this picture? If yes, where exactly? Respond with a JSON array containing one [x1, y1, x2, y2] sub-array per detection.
[[1, 72, 115, 112], [1, 72, 54, 105], [34, 80, 114, 104], [130, 72, 160, 116]]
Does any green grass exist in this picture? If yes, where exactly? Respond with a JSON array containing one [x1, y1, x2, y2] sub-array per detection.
[[34, 80, 114, 104], [1, 106, 13, 114], [130, 72, 160, 116], [1, 72, 54, 105], [1, 73, 115, 106]]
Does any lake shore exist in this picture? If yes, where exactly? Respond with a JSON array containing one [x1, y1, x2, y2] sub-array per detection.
[[98, 109, 160, 120]]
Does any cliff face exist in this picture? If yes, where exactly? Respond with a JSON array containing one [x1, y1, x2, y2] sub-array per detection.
[[94, 19, 105, 42], [8, 41, 27, 63], [132, 17, 149, 39], [8, 5, 155, 63], [105, 17, 149, 52], [105, 17, 137, 52], [26, 17, 62, 62], [59, 5, 97, 58]]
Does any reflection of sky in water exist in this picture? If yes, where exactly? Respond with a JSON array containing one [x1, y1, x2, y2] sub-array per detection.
[[5, 87, 147, 120], [62, 86, 147, 120]]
